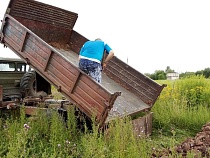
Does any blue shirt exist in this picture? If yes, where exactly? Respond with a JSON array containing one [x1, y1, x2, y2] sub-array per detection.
[[79, 40, 112, 63]]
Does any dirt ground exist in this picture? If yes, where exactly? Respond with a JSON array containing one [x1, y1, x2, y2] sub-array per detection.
[[152, 122, 210, 158]]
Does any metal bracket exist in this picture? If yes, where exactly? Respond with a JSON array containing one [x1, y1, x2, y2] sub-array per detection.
[[25, 58, 31, 65], [57, 85, 62, 92], [0, 19, 6, 43], [0, 34, 4, 43]]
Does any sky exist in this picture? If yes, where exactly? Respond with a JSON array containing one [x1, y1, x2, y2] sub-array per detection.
[[0, 0, 210, 74]]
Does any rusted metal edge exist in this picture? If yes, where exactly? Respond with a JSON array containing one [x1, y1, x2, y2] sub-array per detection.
[[105, 106, 151, 124], [98, 91, 122, 127], [151, 83, 167, 106]]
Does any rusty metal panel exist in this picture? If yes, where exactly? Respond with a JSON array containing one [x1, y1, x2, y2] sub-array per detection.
[[1, 15, 120, 126], [25, 106, 47, 116], [104, 57, 166, 107], [8, 0, 78, 29], [69, 30, 88, 54], [6, 0, 77, 46], [132, 112, 153, 136]]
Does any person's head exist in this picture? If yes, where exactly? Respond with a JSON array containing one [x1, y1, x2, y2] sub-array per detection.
[[95, 38, 102, 41]]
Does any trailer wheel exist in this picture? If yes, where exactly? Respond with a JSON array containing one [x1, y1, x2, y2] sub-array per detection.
[[20, 71, 51, 98], [20, 71, 37, 97]]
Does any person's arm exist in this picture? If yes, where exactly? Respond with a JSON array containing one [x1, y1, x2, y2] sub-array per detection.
[[103, 50, 114, 70]]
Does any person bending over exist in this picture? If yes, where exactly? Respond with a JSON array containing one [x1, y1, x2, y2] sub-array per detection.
[[78, 38, 114, 83]]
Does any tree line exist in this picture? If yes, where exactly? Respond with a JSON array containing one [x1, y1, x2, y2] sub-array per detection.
[[145, 66, 210, 80]]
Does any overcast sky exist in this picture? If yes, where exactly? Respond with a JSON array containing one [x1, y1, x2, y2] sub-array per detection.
[[1, 0, 210, 73]]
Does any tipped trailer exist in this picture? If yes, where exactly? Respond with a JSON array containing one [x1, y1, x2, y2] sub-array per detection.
[[0, 0, 166, 135]]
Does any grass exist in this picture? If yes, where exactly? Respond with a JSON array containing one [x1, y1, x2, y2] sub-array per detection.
[[0, 110, 151, 158], [1, 75, 210, 157]]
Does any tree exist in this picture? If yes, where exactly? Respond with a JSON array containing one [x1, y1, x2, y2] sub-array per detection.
[[179, 72, 195, 78], [145, 66, 210, 80], [165, 66, 174, 73], [195, 70, 203, 76], [203, 68, 210, 78]]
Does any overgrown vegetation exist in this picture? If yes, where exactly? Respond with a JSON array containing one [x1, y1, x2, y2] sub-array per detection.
[[1, 75, 210, 157], [152, 76, 210, 150], [145, 66, 210, 80]]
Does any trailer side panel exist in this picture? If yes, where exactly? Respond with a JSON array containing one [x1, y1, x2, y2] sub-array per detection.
[[1, 15, 120, 126]]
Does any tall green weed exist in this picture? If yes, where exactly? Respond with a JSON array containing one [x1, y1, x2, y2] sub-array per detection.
[[154, 76, 210, 136], [1, 76, 210, 157]]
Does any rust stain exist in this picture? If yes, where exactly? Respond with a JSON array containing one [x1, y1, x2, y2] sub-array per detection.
[[49, 42, 70, 51]]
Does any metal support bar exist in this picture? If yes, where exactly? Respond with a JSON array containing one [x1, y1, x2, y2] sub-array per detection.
[[44, 51, 53, 71], [69, 71, 81, 93], [20, 31, 28, 52]]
